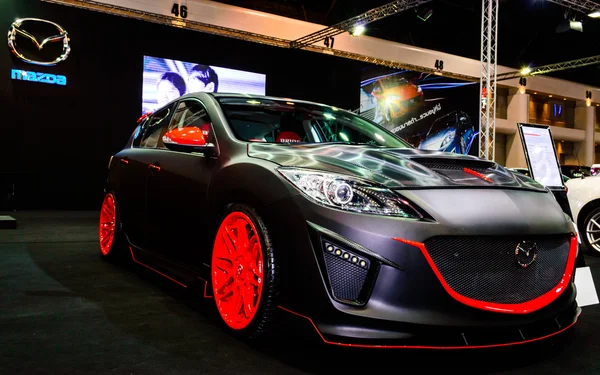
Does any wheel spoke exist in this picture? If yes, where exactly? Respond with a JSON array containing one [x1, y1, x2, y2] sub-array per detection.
[[235, 220, 249, 249], [591, 219, 600, 229], [232, 284, 244, 315], [242, 284, 255, 318], [215, 257, 233, 275], [217, 276, 235, 297], [222, 226, 237, 253]]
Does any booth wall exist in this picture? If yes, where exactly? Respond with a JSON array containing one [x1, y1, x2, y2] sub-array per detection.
[[0, 0, 361, 209]]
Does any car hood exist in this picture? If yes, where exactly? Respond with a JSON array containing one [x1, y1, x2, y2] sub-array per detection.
[[247, 143, 546, 191]]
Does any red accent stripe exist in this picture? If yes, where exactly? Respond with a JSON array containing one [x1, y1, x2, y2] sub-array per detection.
[[129, 247, 187, 288], [197, 277, 214, 299], [463, 168, 493, 183], [392, 235, 578, 314], [277, 305, 579, 349]]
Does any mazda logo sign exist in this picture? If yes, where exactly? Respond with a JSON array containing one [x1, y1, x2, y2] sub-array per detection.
[[515, 241, 538, 268], [7, 18, 70, 66]]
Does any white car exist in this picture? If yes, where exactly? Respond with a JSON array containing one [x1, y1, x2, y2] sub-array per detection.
[[566, 176, 600, 253]]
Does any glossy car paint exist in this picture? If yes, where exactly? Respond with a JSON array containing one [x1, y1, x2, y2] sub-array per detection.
[[566, 176, 600, 225], [105, 92, 580, 347]]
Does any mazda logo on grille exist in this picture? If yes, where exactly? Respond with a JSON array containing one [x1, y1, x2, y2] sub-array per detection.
[[7, 18, 70, 66], [515, 241, 537, 268]]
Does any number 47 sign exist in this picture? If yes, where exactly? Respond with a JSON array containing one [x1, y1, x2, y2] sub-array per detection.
[[171, 2, 188, 19]]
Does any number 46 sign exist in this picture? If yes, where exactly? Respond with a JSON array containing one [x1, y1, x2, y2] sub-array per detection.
[[171, 2, 188, 18]]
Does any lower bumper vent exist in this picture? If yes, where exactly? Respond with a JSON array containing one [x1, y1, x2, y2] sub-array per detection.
[[322, 240, 375, 305]]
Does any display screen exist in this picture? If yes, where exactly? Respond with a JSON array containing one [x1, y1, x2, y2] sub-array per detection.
[[360, 67, 479, 155], [519, 124, 564, 188], [142, 55, 266, 114]]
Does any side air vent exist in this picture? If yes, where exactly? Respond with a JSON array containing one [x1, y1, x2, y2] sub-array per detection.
[[322, 240, 378, 305]]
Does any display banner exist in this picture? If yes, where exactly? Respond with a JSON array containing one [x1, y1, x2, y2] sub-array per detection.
[[142, 55, 266, 114], [360, 66, 479, 155], [518, 123, 564, 188]]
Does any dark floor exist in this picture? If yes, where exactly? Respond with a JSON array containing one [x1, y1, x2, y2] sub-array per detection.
[[1, 211, 600, 374]]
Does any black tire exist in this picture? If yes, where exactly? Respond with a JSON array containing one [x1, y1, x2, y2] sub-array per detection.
[[581, 205, 600, 256], [211, 203, 280, 340], [99, 192, 126, 262]]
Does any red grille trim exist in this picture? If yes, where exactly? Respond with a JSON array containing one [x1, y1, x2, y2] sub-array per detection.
[[392, 234, 578, 314]]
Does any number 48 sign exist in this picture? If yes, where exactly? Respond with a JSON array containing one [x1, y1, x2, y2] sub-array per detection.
[[171, 2, 188, 18]]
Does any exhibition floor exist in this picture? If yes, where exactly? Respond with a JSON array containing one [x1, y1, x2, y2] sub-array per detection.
[[1, 211, 600, 375]]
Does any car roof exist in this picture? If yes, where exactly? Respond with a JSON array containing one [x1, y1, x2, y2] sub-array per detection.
[[178, 92, 346, 111]]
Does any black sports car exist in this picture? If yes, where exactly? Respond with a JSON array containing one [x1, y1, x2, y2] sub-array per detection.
[[100, 93, 580, 349]]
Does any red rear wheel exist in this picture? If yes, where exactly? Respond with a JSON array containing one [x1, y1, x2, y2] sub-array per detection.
[[99, 193, 117, 256], [212, 211, 265, 330]]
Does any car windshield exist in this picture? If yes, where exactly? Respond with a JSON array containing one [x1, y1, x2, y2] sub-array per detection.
[[217, 97, 411, 148], [562, 166, 591, 178], [381, 77, 409, 89]]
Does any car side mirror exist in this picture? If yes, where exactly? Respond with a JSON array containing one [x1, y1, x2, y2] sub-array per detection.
[[163, 127, 215, 154]]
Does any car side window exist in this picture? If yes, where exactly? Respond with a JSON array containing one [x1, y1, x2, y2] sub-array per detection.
[[167, 99, 215, 144], [139, 106, 173, 148]]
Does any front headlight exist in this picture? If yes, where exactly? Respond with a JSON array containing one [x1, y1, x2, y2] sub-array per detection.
[[278, 168, 423, 218]]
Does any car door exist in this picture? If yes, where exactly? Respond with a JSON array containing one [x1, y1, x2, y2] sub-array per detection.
[[117, 105, 175, 249], [145, 99, 218, 268]]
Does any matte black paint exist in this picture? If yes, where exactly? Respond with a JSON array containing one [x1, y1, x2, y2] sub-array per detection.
[[106, 92, 579, 346]]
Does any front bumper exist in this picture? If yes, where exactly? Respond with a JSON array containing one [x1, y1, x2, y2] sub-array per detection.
[[262, 189, 580, 348]]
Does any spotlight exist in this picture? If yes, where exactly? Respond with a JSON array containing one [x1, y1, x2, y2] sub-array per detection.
[[351, 25, 365, 36], [520, 67, 532, 75], [326, 245, 334, 252], [335, 249, 342, 256], [351, 256, 358, 263], [417, 8, 433, 21], [359, 260, 367, 268], [589, 10, 600, 18], [342, 252, 350, 260], [556, 19, 583, 33]]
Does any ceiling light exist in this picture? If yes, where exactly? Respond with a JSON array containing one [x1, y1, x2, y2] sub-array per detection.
[[351, 25, 365, 36], [549, 95, 553, 98], [589, 10, 600, 18], [556, 19, 583, 33], [534, 92, 538, 94]]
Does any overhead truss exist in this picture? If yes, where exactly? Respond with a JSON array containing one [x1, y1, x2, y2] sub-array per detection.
[[290, 0, 432, 49], [546, 0, 600, 14], [479, 0, 499, 161], [41, 0, 475, 82], [496, 55, 600, 81]]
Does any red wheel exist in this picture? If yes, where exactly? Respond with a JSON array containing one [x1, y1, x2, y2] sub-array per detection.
[[212, 211, 265, 330], [99, 193, 117, 256]]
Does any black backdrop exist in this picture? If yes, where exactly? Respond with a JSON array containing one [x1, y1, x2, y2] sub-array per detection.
[[0, 0, 361, 209]]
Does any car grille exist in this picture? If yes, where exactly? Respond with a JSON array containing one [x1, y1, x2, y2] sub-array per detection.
[[423, 235, 571, 304]]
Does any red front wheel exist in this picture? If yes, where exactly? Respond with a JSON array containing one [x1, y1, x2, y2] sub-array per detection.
[[211, 204, 279, 338], [99, 192, 123, 260]]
